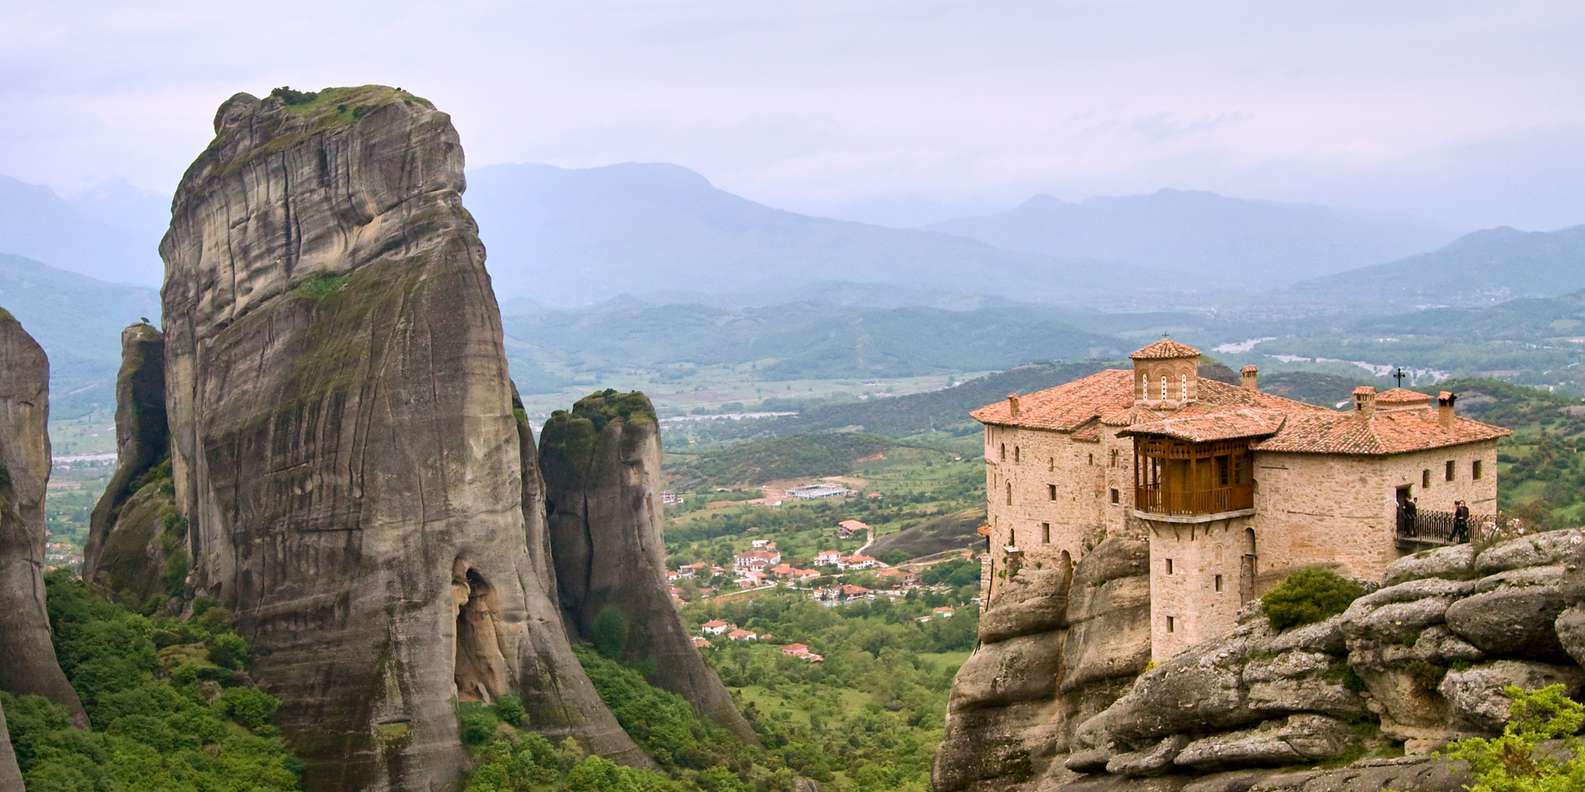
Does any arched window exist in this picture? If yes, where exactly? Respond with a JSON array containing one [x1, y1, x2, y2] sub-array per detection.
[[1005, 482, 1012, 505], [1160, 376, 1168, 401], [1180, 373, 1189, 401], [1140, 374, 1149, 400]]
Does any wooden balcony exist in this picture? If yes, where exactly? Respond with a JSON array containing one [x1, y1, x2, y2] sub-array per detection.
[[1135, 483, 1254, 518]]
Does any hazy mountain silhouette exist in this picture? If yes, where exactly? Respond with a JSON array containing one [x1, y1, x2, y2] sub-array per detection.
[[927, 189, 1455, 287], [0, 175, 165, 286]]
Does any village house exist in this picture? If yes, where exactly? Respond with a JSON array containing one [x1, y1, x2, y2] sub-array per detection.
[[751, 539, 777, 550], [875, 567, 918, 588], [973, 338, 1509, 660], [691, 636, 711, 649], [728, 628, 758, 642], [841, 554, 879, 570], [780, 643, 825, 663], [734, 547, 782, 572], [932, 606, 956, 619], [701, 619, 733, 636], [837, 519, 869, 538], [815, 549, 844, 567]]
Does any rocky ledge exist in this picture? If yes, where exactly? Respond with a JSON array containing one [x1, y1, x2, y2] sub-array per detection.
[[1059, 529, 1585, 791]]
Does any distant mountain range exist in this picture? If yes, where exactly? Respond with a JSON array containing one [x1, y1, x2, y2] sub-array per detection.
[[464, 162, 1153, 306], [0, 175, 165, 286], [927, 189, 1456, 288], [1294, 225, 1585, 307], [0, 254, 161, 416]]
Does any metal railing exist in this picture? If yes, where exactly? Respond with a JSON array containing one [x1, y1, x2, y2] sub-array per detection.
[[1135, 484, 1254, 516], [1396, 507, 1526, 546]]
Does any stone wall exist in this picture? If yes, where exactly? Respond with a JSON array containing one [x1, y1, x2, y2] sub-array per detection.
[[1146, 517, 1254, 660], [983, 424, 1133, 600]]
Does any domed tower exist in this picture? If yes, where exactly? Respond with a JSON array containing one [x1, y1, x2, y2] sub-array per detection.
[[1131, 337, 1202, 409]]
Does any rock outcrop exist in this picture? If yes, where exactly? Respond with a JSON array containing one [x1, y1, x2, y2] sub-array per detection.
[[82, 322, 180, 609], [933, 536, 1152, 791], [157, 86, 642, 790], [0, 310, 87, 724], [1054, 530, 1585, 790], [540, 389, 756, 742]]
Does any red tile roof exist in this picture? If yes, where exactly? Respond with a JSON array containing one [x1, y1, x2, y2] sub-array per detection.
[[1250, 408, 1510, 455], [1120, 408, 1288, 443], [1377, 387, 1433, 405], [976, 369, 1509, 456], [1130, 338, 1202, 360]]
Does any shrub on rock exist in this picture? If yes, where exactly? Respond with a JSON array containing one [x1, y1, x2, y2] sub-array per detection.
[[1262, 568, 1364, 632]]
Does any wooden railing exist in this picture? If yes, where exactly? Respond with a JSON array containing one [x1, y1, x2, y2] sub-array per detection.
[[1135, 484, 1254, 516]]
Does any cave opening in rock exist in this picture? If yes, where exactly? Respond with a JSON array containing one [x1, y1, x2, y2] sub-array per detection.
[[452, 563, 510, 703]]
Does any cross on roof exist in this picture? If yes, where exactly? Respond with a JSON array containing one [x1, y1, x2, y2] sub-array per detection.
[[1393, 367, 1408, 387]]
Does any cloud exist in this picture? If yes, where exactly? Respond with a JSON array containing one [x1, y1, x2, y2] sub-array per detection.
[[2, 0, 1582, 228]]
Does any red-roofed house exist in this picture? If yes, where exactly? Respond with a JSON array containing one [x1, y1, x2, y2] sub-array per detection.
[[975, 338, 1509, 661], [728, 628, 758, 642], [692, 636, 711, 649], [701, 620, 732, 636], [842, 554, 879, 570], [815, 549, 843, 567], [734, 548, 782, 572], [837, 519, 869, 538]]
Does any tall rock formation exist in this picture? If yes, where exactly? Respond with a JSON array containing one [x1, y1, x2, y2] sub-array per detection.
[[540, 389, 756, 742], [158, 86, 641, 790], [82, 322, 180, 608], [933, 537, 1151, 792], [0, 309, 87, 724]]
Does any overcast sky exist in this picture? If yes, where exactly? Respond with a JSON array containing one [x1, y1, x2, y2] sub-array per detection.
[[4, 0, 1583, 228]]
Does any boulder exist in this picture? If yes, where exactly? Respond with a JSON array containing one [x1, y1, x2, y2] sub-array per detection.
[[540, 390, 754, 741], [158, 87, 643, 788], [949, 633, 1064, 711], [1444, 565, 1582, 659], [978, 563, 1071, 643], [932, 698, 1064, 791], [1557, 604, 1585, 668], [1267, 616, 1346, 656], [1473, 530, 1585, 574], [1382, 544, 1475, 586], [1107, 734, 1189, 777], [1437, 660, 1585, 732], [0, 311, 87, 723], [1173, 714, 1358, 770]]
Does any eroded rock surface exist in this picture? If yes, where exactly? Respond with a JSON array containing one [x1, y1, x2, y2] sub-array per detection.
[[158, 86, 641, 790], [540, 390, 755, 741], [1047, 529, 1585, 789], [933, 537, 1151, 792], [0, 310, 87, 723]]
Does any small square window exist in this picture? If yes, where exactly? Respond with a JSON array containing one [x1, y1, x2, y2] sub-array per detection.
[[1048, 484, 1057, 501], [1473, 460, 1483, 480], [1109, 488, 1120, 504], [1166, 615, 1175, 633], [1042, 523, 1051, 543], [1445, 460, 1455, 481], [1165, 559, 1174, 575], [1214, 574, 1223, 592]]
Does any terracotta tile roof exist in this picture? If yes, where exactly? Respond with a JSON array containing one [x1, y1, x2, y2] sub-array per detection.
[[976, 367, 1508, 456], [1071, 420, 1102, 443], [1250, 408, 1510, 455], [1377, 387, 1432, 405], [971, 369, 1137, 430], [1130, 338, 1202, 360], [1120, 408, 1289, 443]]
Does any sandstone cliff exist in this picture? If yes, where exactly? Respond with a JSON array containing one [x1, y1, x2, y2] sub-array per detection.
[[540, 389, 757, 742], [933, 536, 1152, 791], [158, 86, 642, 790], [82, 322, 181, 610], [0, 310, 87, 724], [949, 529, 1585, 791]]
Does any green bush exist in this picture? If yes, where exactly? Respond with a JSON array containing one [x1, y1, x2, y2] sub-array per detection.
[[1261, 568, 1364, 631], [1441, 684, 1585, 791], [590, 606, 630, 659], [206, 631, 249, 669], [493, 694, 526, 727], [457, 701, 500, 748], [216, 686, 280, 731]]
